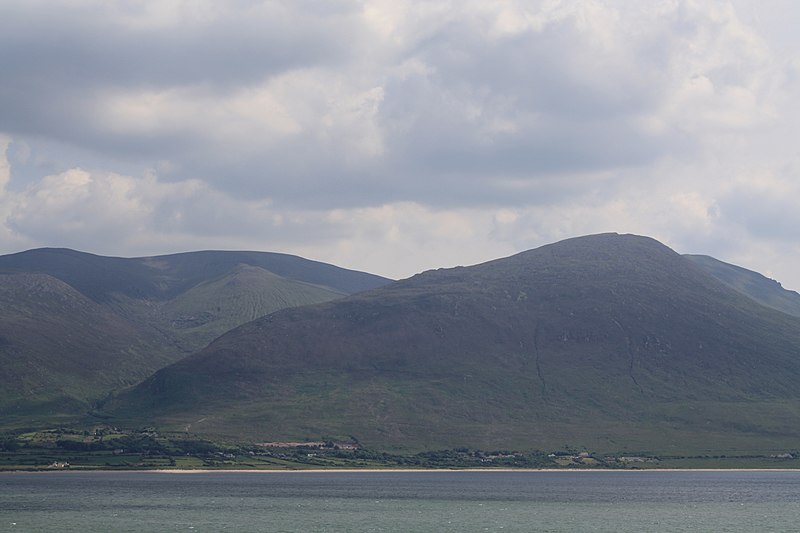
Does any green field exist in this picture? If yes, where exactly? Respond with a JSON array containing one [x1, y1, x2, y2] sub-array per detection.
[[3, 426, 800, 471]]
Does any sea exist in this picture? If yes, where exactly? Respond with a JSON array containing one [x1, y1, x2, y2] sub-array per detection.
[[2, 470, 800, 532]]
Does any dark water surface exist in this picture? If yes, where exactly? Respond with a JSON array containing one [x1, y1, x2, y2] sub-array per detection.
[[2, 470, 800, 531]]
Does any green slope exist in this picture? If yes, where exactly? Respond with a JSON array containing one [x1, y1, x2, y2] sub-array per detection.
[[0, 249, 391, 428], [686, 254, 800, 318], [108, 234, 800, 456], [0, 273, 175, 424], [158, 265, 347, 350], [0, 248, 389, 301]]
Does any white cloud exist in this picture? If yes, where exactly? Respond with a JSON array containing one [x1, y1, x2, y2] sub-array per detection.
[[10, 0, 778, 204], [1, 1, 800, 291], [0, 164, 512, 279]]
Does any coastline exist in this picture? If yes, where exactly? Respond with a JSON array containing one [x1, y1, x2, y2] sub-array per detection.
[[145, 468, 800, 473], [4, 467, 800, 474]]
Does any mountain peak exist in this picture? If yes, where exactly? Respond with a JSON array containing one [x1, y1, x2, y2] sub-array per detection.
[[107, 234, 800, 454]]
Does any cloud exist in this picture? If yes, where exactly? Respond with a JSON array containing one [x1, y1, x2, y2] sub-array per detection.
[[717, 169, 800, 241], [1, 165, 514, 279], [0, 1, 777, 205], [0, 135, 10, 192], [1, 1, 799, 290]]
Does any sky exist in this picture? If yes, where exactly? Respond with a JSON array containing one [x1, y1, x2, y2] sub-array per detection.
[[1, 0, 799, 290]]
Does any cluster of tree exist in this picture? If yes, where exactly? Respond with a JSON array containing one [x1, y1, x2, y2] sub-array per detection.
[[56, 434, 169, 454], [169, 439, 222, 455], [260, 445, 556, 468], [407, 449, 554, 468], [55, 439, 109, 452]]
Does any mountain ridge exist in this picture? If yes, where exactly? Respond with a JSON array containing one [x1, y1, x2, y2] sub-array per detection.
[[685, 254, 800, 318], [0, 248, 391, 427], [0, 247, 390, 301], [107, 233, 800, 455]]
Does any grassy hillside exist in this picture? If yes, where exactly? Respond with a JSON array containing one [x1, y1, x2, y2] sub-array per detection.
[[0, 249, 390, 428], [686, 254, 800, 318], [0, 248, 389, 301], [158, 265, 347, 350], [107, 234, 800, 456], [0, 273, 175, 426]]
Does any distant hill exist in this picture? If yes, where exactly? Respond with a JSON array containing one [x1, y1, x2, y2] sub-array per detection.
[[0, 248, 389, 302], [107, 234, 800, 456], [0, 272, 174, 420], [0, 249, 390, 427], [686, 254, 800, 318]]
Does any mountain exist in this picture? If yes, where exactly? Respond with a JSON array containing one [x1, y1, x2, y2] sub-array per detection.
[[0, 248, 390, 427], [0, 248, 389, 303], [107, 233, 800, 455], [0, 272, 173, 420], [686, 254, 800, 318]]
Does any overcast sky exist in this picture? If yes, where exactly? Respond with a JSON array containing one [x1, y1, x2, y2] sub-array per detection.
[[1, 0, 799, 290]]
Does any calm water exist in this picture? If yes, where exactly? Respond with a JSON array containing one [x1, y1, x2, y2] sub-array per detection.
[[2, 470, 800, 532]]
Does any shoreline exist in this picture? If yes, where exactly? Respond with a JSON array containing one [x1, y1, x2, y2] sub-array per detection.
[[4, 467, 800, 474], [153, 468, 800, 474]]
